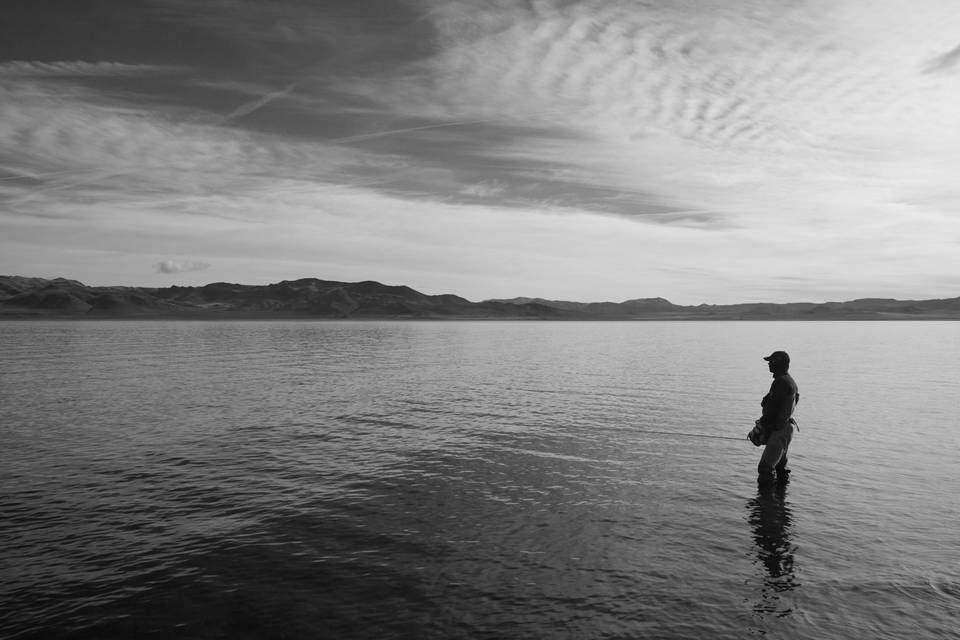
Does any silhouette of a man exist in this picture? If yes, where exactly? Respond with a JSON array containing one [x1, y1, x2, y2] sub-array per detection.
[[757, 351, 799, 485]]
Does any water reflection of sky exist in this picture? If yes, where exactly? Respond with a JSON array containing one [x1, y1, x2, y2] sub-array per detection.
[[748, 484, 798, 625]]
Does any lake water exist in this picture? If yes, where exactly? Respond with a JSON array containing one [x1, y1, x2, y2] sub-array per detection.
[[1, 320, 959, 639]]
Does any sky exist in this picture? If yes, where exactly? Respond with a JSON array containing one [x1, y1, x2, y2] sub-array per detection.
[[2, 0, 960, 304]]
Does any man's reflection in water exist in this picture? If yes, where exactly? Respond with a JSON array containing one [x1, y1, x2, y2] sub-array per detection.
[[748, 483, 798, 619]]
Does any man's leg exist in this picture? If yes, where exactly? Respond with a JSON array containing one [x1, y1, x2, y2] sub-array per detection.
[[777, 424, 794, 483], [758, 427, 791, 485], [774, 454, 790, 483]]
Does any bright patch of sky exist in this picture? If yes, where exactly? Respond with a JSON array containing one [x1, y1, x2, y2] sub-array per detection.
[[2, 0, 960, 303]]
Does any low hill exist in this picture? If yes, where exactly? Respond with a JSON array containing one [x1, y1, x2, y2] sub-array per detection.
[[488, 295, 960, 319], [0, 277, 566, 319], [2, 276, 959, 319]]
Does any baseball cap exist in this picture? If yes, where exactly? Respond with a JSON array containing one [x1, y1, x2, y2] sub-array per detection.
[[763, 350, 790, 365]]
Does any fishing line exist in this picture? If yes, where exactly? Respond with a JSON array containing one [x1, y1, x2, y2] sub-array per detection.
[[633, 429, 744, 442], [634, 419, 801, 442]]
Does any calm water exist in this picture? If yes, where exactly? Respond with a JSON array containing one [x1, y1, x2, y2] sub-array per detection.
[[2, 320, 959, 639]]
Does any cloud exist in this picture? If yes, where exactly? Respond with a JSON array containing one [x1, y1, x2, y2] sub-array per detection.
[[154, 259, 211, 274], [344, 0, 960, 233], [0, 69, 391, 217], [460, 180, 507, 198]]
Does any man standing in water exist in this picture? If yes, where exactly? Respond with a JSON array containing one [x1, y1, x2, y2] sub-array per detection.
[[757, 351, 799, 485]]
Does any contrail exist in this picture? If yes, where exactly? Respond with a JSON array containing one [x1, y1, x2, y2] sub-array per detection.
[[213, 82, 298, 124], [326, 118, 501, 145]]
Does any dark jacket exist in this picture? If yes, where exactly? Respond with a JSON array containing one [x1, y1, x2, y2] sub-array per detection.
[[761, 372, 799, 429]]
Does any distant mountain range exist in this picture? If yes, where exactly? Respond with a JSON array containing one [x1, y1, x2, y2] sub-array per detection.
[[2, 275, 960, 320]]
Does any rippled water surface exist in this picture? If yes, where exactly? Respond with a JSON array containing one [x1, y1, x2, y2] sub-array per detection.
[[2, 320, 959, 639]]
